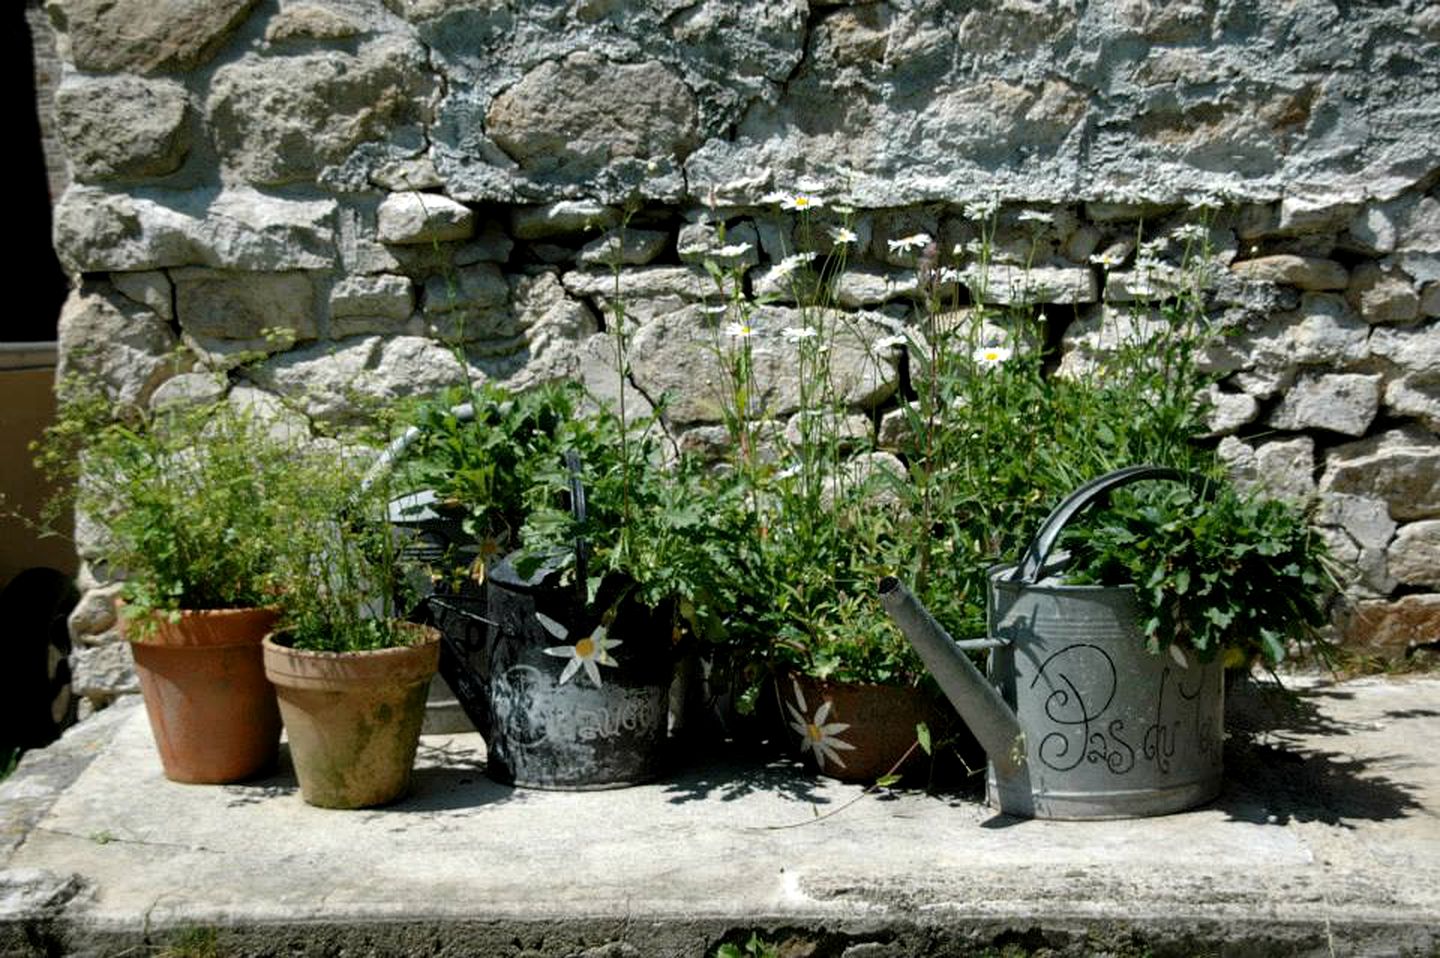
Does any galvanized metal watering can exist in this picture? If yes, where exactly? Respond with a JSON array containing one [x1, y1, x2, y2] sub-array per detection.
[[879, 465, 1225, 820]]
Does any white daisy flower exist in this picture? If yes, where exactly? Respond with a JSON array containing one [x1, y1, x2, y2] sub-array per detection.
[[723, 321, 755, 338], [964, 198, 999, 221], [875, 334, 908, 351], [538, 612, 622, 689], [972, 344, 1013, 367], [700, 303, 730, 315], [1172, 224, 1208, 243], [759, 190, 789, 205], [887, 232, 932, 253], [772, 251, 817, 278], [781, 326, 818, 343], [781, 194, 822, 212], [832, 226, 859, 246], [1089, 250, 1123, 268], [937, 266, 962, 284], [1016, 209, 1054, 224], [714, 242, 753, 257], [786, 681, 855, 770]]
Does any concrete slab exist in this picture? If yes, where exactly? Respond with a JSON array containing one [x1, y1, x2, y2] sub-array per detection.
[[2, 676, 1438, 957]]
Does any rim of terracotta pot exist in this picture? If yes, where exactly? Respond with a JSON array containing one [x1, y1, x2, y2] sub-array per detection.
[[121, 605, 281, 649], [262, 624, 440, 687]]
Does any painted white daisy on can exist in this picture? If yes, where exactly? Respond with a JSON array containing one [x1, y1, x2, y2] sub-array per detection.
[[786, 680, 855, 770], [538, 612, 622, 688]]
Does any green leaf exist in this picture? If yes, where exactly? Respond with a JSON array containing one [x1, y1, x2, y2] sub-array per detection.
[[916, 721, 932, 755]]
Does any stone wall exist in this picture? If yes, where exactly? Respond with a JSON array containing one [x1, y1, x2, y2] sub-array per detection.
[[42, 0, 1440, 709]]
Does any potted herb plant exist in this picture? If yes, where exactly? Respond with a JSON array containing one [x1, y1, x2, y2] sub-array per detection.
[[37, 381, 292, 784], [261, 439, 439, 809], [393, 379, 724, 789], [693, 202, 946, 786]]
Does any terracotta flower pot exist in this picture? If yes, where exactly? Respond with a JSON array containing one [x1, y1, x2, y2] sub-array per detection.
[[127, 607, 282, 784], [262, 626, 440, 809], [783, 674, 940, 785]]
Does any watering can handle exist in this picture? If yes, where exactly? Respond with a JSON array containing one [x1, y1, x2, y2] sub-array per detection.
[[1010, 465, 1207, 585], [360, 401, 476, 495], [564, 449, 589, 611]]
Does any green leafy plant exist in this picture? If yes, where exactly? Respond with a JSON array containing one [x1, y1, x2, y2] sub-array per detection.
[[36, 379, 302, 629], [401, 380, 585, 563], [715, 932, 781, 958], [696, 195, 929, 694], [1061, 480, 1337, 667], [266, 436, 423, 654]]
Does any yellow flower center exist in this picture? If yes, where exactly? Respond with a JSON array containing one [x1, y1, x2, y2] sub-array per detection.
[[806, 722, 823, 742], [574, 637, 595, 659]]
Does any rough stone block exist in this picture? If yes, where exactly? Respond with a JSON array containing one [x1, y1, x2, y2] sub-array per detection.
[[1278, 196, 1359, 235], [562, 266, 713, 318], [1347, 263, 1420, 325], [148, 372, 229, 412], [264, 3, 362, 42], [970, 264, 1098, 305], [486, 53, 699, 179], [110, 271, 174, 322], [580, 228, 670, 267], [207, 37, 432, 186], [53, 186, 338, 274], [1337, 595, 1440, 660], [1230, 255, 1349, 290], [1388, 521, 1440, 588], [1422, 283, 1440, 317], [629, 305, 898, 426], [71, 641, 138, 697], [55, 76, 190, 181], [249, 335, 468, 422], [66, 585, 122, 644], [377, 193, 475, 245], [1316, 492, 1398, 595], [330, 274, 414, 322], [1348, 206, 1398, 253], [511, 201, 621, 240], [1368, 323, 1440, 372], [1267, 373, 1381, 437], [173, 269, 318, 343], [422, 263, 509, 319], [1057, 306, 1171, 378], [1220, 435, 1316, 501], [835, 268, 920, 307], [1321, 427, 1440, 521], [1201, 386, 1259, 436], [55, 281, 180, 410], [59, 0, 259, 74], [1385, 372, 1440, 432]]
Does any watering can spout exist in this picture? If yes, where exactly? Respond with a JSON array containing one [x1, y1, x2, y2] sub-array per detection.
[[877, 576, 1026, 777]]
